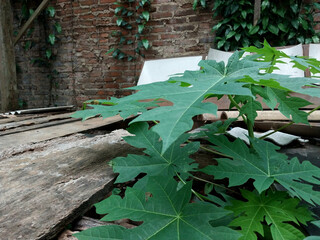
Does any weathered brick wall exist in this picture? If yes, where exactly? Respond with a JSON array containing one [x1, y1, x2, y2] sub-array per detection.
[[13, 0, 215, 109]]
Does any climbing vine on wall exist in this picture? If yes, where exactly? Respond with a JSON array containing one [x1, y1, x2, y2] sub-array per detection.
[[194, 0, 320, 51], [14, 0, 62, 106], [107, 0, 151, 61]]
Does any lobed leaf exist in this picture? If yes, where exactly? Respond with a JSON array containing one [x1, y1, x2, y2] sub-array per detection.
[[202, 135, 320, 205], [111, 122, 200, 183], [227, 190, 313, 240], [75, 177, 241, 240]]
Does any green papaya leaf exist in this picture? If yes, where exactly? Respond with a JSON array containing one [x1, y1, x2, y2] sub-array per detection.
[[73, 52, 269, 153], [74, 177, 241, 240], [202, 135, 320, 205], [227, 190, 313, 240], [263, 88, 311, 124], [190, 118, 237, 139], [111, 122, 200, 183]]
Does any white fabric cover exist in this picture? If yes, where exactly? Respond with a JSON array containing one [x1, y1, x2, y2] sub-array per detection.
[[137, 56, 203, 86], [273, 44, 304, 77]]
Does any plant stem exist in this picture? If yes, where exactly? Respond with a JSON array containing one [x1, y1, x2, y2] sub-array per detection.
[[227, 95, 247, 124], [175, 172, 205, 201], [199, 144, 232, 158], [259, 105, 320, 140], [247, 119, 255, 138], [191, 175, 240, 196]]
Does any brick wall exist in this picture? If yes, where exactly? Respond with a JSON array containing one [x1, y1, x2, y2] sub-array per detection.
[[13, 0, 215, 109]]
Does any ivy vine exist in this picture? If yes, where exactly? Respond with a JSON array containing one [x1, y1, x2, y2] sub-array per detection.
[[107, 0, 151, 61], [14, 1, 62, 107], [194, 0, 320, 51]]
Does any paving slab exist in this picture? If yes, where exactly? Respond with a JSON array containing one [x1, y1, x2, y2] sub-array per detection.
[[0, 129, 138, 240]]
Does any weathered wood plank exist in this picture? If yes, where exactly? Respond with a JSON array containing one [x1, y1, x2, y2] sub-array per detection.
[[0, 112, 74, 130], [0, 118, 80, 136], [0, 115, 124, 150], [0, 130, 138, 240]]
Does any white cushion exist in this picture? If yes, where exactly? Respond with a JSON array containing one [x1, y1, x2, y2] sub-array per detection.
[[273, 44, 304, 77], [137, 56, 203, 85]]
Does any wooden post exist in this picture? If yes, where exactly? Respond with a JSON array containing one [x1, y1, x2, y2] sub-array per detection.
[[14, 0, 51, 45], [253, 0, 261, 26], [0, 0, 18, 112]]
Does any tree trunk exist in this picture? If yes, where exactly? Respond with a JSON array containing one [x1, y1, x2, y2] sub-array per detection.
[[0, 0, 18, 112]]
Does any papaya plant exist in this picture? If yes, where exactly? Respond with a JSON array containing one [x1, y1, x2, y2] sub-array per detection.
[[72, 41, 320, 240]]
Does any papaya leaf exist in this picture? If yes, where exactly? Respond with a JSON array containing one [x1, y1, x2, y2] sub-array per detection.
[[227, 190, 313, 240], [73, 52, 269, 152], [202, 135, 320, 205], [74, 225, 125, 240], [111, 122, 200, 183], [189, 118, 237, 139], [263, 88, 311, 124], [75, 177, 241, 240], [240, 74, 320, 97]]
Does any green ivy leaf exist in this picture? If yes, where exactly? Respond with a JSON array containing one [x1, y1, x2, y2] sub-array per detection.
[[248, 25, 259, 35], [226, 31, 236, 39], [312, 36, 320, 43], [24, 40, 31, 50], [291, 19, 299, 29], [115, 6, 123, 15], [54, 22, 62, 33], [74, 177, 241, 240], [262, 17, 268, 29], [142, 11, 150, 21], [217, 39, 226, 48], [141, 39, 149, 49], [314, 2, 320, 10], [202, 136, 320, 205], [241, 10, 247, 19], [116, 18, 123, 26], [45, 49, 52, 59], [48, 34, 55, 45], [111, 122, 200, 183], [106, 47, 115, 55], [47, 6, 55, 17], [227, 190, 313, 240], [235, 33, 241, 41], [267, 25, 279, 35], [278, 23, 288, 33], [138, 24, 144, 34]]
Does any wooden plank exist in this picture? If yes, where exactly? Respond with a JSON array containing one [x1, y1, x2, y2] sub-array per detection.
[[0, 112, 74, 131], [0, 115, 124, 150], [200, 110, 320, 122], [13, 0, 50, 45], [0, 0, 18, 111], [0, 130, 139, 240], [0, 118, 80, 136]]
